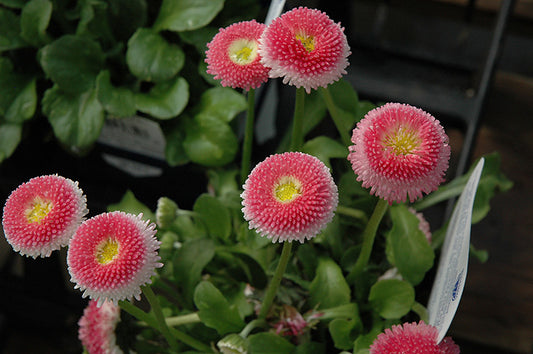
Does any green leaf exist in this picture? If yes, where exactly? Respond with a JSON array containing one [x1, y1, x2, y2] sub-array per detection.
[[107, 189, 155, 221], [179, 26, 218, 54], [309, 258, 351, 309], [135, 76, 189, 119], [0, 123, 22, 163], [5, 78, 37, 123], [302, 136, 348, 169], [296, 243, 318, 280], [302, 89, 328, 135], [126, 28, 185, 82], [368, 279, 415, 319], [206, 168, 239, 199], [247, 332, 295, 354], [386, 204, 434, 285], [173, 213, 207, 241], [164, 120, 190, 166], [194, 281, 245, 335], [183, 114, 238, 167], [39, 35, 104, 94], [319, 303, 359, 321], [193, 193, 231, 240], [174, 238, 215, 307], [197, 87, 247, 123], [353, 327, 382, 353], [413, 153, 513, 223], [295, 342, 326, 354], [95, 71, 136, 117], [0, 58, 31, 116], [153, 0, 224, 32], [75, 0, 114, 46], [322, 79, 361, 132], [42, 86, 104, 151], [326, 79, 359, 115], [0, 8, 26, 52], [329, 317, 361, 350], [224, 250, 268, 289], [470, 243, 489, 263], [20, 0, 52, 46]]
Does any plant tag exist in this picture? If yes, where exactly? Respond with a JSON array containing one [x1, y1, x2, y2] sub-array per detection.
[[98, 116, 165, 160], [97, 116, 165, 177], [427, 157, 485, 343], [265, 0, 286, 24]]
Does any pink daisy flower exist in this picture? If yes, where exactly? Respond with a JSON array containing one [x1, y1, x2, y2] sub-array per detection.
[[79, 299, 123, 354], [205, 20, 270, 91], [259, 7, 350, 93], [241, 152, 338, 243], [67, 211, 162, 306], [2, 174, 88, 258], [370, 321, 460, 354], [348, 103, 450, 204]]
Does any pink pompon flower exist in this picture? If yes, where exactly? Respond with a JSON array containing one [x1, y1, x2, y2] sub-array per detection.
[[206, 20, 270, 91], [370, 321, 460, 354], [241, 152, 338, 243], [348, 103, 450, 204], [259, 7, 350, 93], [2, 174, 88, 258], [67, 211, 162, 306], [79, 299, 123, 354]]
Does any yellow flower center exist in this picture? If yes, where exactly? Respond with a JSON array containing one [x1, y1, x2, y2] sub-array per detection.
[[228, 39, 258, 65], [96, 239, 120, 264], [383, 127, 421, 155], [274, 177, 302, 203], [26, 199, 53, 223], [296, 34, 315, 52]]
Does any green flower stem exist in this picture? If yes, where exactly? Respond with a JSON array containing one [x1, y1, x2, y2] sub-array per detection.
[[240, 88, 256, 185], [165, 312, 201, 327], [258, 242, 293, 319], [319, 87, 351, 146], [239, 318, 267, 338], [168, 327, 213, 353], [119, 300, 157, 328], [336, 205, 368, 223], [177, 209, 197, 217], [290, 87, 306, 151], [142, 285, 179, 352], [119, 297, 211, 352], [346, 199, 389, 284]]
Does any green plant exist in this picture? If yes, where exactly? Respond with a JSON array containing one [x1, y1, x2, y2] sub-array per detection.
[[0, 0, 259, 166]]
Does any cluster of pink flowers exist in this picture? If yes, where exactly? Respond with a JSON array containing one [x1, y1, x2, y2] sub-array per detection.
[[206, 7, 350, 93], [2, 175, 162, 307]]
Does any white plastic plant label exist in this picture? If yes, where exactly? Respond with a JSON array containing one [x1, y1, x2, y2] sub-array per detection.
[[427, 157, 485, 343], [97, 116, 166, 160], [265, 0, 286, 24], [97, 116, 165, 177]]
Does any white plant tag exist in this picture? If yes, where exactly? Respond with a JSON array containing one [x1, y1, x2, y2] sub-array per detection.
[[427, 157, 485, 343], [97, 116, 165, 177], [97, 116, 166, 160], [265, 0, 286, 24]]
